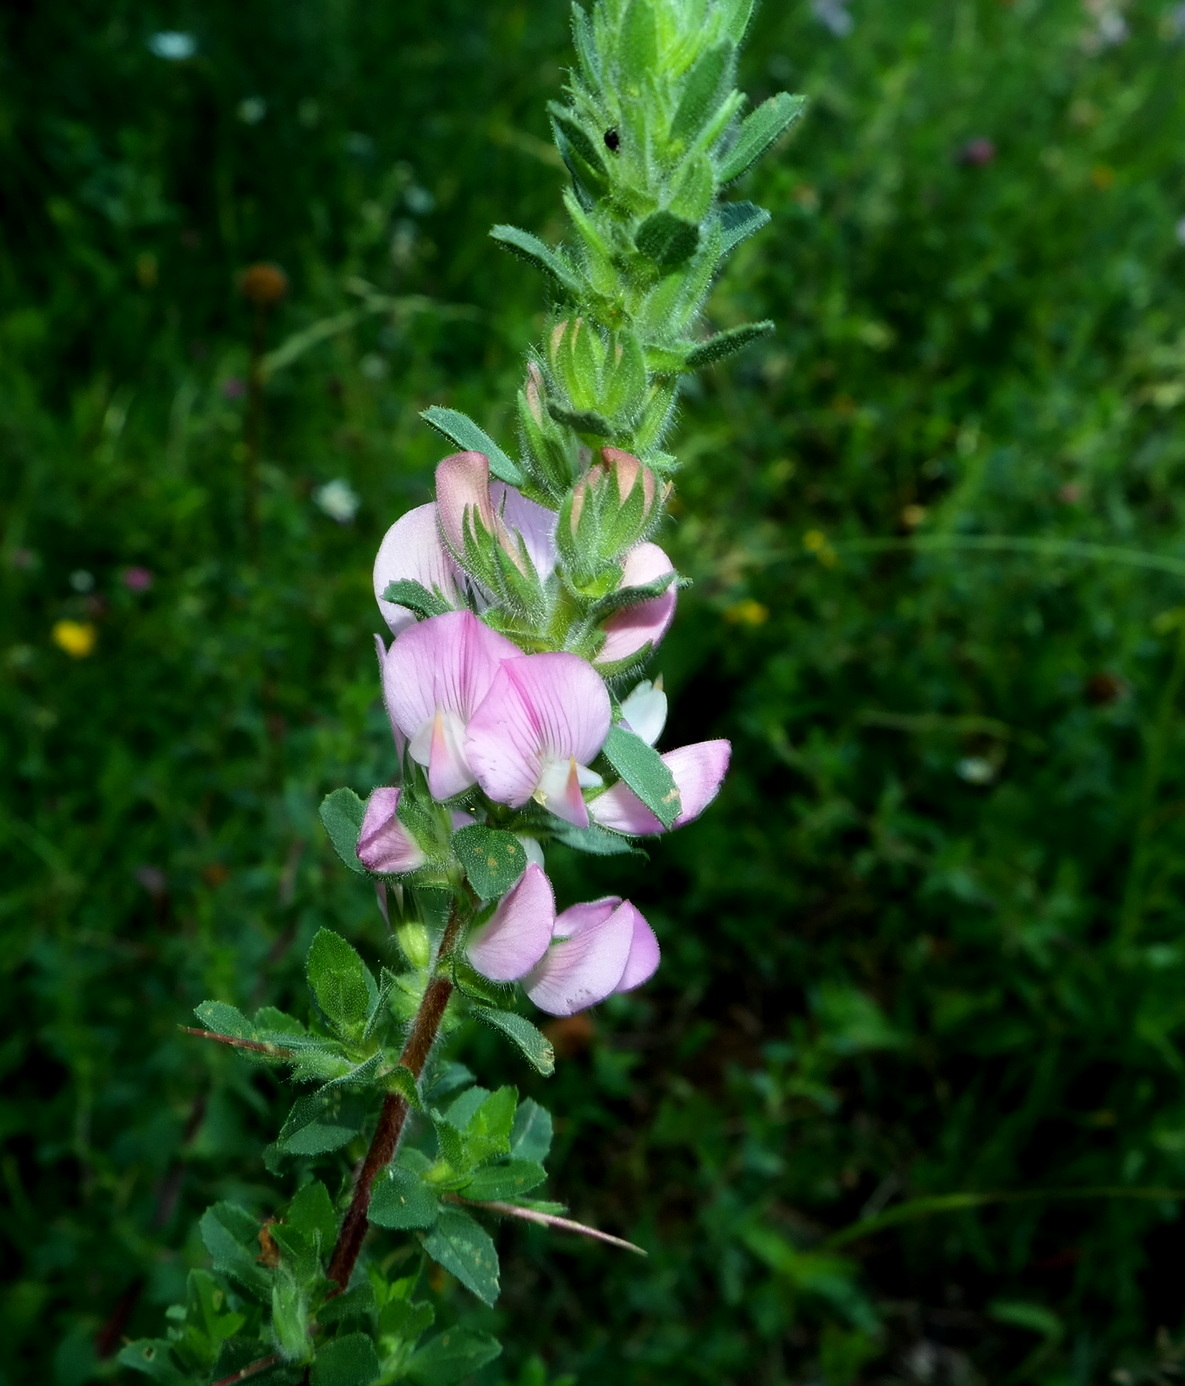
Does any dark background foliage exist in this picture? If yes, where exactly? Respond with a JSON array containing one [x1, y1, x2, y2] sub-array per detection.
[[3, 0, 1185, 1381]]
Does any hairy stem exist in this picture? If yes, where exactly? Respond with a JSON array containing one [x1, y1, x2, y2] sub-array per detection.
[[325, 907, 463, 1288]]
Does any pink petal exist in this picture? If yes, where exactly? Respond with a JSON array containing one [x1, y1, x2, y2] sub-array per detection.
[[375, 635, 408, 760], [596, 542, 677, 666], [616, 904, 660, 992], [466, 654, 611, 810], [524, 898, 635, 1016], [373, 503, 462, 636], [589, 739, 731, 835], [492, 483, 558, 580], [466, 863, 556, 982], [356, 787, 428, 874], [435, 452, 495, 560]]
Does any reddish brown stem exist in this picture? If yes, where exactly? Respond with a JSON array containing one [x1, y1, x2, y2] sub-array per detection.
[[181, 1026, 294, 1057], [212, 1354, 280, 1386], [325, 910, 463, 1289]]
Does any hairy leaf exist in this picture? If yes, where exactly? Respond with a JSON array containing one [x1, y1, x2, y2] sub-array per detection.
[[452, 824, 528, 901], [422, 1207, 501, 1305], [406, 1329, 502, 1385], [718, 91, 806, 183], [472, 1006, 555, 1076], [319, 788, 368, 875], [602, 723, 681, 828], [421, 406, 523, 486]]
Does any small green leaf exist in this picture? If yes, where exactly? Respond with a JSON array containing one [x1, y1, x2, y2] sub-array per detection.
[[317, 1284, 377, 1329], [271, 1268, 312, 1363], [671, 41, 735, 143], [587, 569, 677, 622], [319, 788, 368, 875], [285, 1181, 337, 1250], [635, 210, 700, 271], [545, 400, 614, 437], [199, 1204, 271, 1302], [117, 1340, 188, 1385], [378, 1295, 435, 1342], [421, 406, 523, 486], [371, 1166, 440, 1231], [421, 1207, 501, 1305], [462, 1160, 547, 1202], [618, 0, 657, 75], [465, 1086, 518, 1163], [548, 103, 611, 200], [443, 1085, 493, 1130], [273, 1090, 369, 1158], [510, 1099, 553, 1162], [452, 824, 528, 901], [718, 91, 806, 183], [193, 1000, 253, 1040], [552, 823, 646, 856], [310, 1332, 382, 1386], [602, 723, 681, 828], [307, 929, 372, 1033], [378, 579, 452, 619], [490, 224, 583, 298], [685, 320, 774, 369], [718, 200, 771, 256], [472, 1006, 555, 1076], [386, 1063, 423, 1110], [406, 1329, 502, 1385]]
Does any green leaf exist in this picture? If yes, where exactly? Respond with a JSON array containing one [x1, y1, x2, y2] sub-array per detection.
[[490, 224, 583, 298], [451, 824, 529, 901], [271, 1267, 312, 1363], [378, 579, 452, 619], [587, 569, 677, 621], [718, 200, 771, 256], [717, 91, 806, 183], [273, 1090, 369, 1158], [552, 823, 646, 856], [199, 1203, 271, 1302], [307, 929, 372, 1034], [117, 1340, 188, 1385], [420, 406, 523, 486], [386, 1062, 423, 1110], [421, 1207, 501, 1305], [319, 788, 368, 875], [510, 1099, 553, 1162], [602, 723, 681, 828], [684, 320, 774, 369], [317, 1284, 377, 1329], [378, 1295, 435, 1342], [193, 1000, 253, 1040], [444, 1085, 493, 1130], [618, 0, 657, 75], [464, 1085, 518, 1163], [635, 210, 700, 271], [285, 1181, 338, 1250], [671, 41, 735, 143], [462, 1160, 547, 1202], [310, 1333, 382, 1386], [406, 1329, 502, 1385], [545, 400, 614, 437], [547, 103, 611, 200], [370, 1166, 440, 1231], [472, 1006, 555, 1076]]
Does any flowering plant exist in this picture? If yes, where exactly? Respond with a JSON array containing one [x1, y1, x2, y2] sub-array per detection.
[[123, 1, 799, 1380]]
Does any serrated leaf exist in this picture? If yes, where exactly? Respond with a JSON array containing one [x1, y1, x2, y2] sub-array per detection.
[[378, 1295, 435, 1342], [310, 1332, 382, 1386], [465, 1086, 518, 1163], [193, 1000, 253, 1040], [421, 1208, 500, 1305], [273, 1090, 369, 1158], [117, 1340, 189, 1385], [319, 788, 368, 875], [317, 1284, 377, 1329], [718, 91, 806, 183], [406, 1329, 502, 1385], [462, 1160, 547, 1202], [635, 210, 700, 271], [490, 224, 583, 298], [552, 823, 647, 857], [199, 1204, 271, 1302], [510, 1099, 553, 1162], [378, 579, 452, 620], [718, 200, 771, 256], [451, 824, 528, 901], [685, 320, 774, 369], [370, 1166, 440, 1231], [443, 1085, 493, 1130], [472, 1006, 555, 1076], [254, 1006, 307, 1036], [602, 723, 681, 828], [421, 406, 522, 486], [671, 41, 735, 143], [307, 929, 372, 1034], [386, 1062, 423, 1110], [285, 1181, 337, 1250]]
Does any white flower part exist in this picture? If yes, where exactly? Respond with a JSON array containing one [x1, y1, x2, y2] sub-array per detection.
[[314, 478, 361, 523], [517, 835, 546, 871], [619, 679, 668, 747]]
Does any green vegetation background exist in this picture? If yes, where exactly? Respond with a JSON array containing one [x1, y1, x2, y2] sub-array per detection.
[[3, 0, 1185, 1381]]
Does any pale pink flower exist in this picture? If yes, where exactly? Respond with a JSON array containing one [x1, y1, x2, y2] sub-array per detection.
[[467, 862, 556, 981], [595, 541, 677, 667], [524, 897, 659, 1016], [373, 502, 465, 637]]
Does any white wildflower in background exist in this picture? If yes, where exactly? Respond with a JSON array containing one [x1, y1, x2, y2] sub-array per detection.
[[237, 97, 267, 125], [147, 32, 197, 61], [811, 0, 853, 37], [313, 480, 361, 524], [1081, 0, 1128, 50]]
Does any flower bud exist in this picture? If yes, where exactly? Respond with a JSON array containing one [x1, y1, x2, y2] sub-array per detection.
[[517, 360, 580, 495], [558, 448, 667, 585]]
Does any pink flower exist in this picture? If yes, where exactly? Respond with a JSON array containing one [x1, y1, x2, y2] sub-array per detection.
[[465, 653, 611, 826], [595, 542, 677, 667], [466, 863, 556, 981], [590, 741, 731, 836], [373, 502, 465, 637], [121, 566, 154, 592], [381, 611, 520, 800], [435, 452, 558, 584], [524, 897, 659, 1016], [356, 786, 428, 873]]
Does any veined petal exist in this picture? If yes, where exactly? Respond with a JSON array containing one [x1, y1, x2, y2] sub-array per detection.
[[616, 904, 660, 992], [373, 503, 461, 635], [466, 653, 611, 809], [375, 635, 408, 760], [596, 542, 677, 666], [356, 787, 428, 874], [492, 482, 559, 581], [589, 739, 731, 835], [524, 897, 634, 1016], [385, 611, 521, 740], [436, 452, 496, 559], [534, 756, 590, 828], [619, 679, 668, 747], [467, 863, 555, 982]]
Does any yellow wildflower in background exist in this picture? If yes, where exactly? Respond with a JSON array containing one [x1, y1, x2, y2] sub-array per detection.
[[52, 620, 97, 658], [724, 598, 769, 626], [803, 530, 838, 567]]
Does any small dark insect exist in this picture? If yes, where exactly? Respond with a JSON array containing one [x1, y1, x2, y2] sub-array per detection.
[[603, 127, 620, 152]]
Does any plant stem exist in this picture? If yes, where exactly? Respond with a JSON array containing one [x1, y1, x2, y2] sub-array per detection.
[[325, 907, 462, 1288]]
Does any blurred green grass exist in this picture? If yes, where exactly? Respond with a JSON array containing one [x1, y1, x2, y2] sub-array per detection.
[[3, 0, 1185, 1382]]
